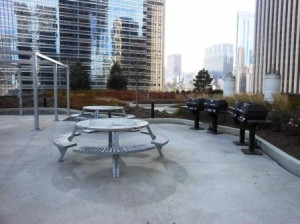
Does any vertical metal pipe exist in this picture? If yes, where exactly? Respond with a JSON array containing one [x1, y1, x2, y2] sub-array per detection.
[[66, 68, 70, 115], [54, 63, 58, 121], [32, 52, 39, 130], [248, 125, 256, 152], [239, 126, 245, 144], [151, 101, 154, 118], [194, 111, 200, 130], [18, 67, 23, 116]]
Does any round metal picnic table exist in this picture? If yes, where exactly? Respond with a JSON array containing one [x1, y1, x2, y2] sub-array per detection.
[[75, 118, 151, 177], [76, 118, 149, 132], [82, 106, 125, 118]]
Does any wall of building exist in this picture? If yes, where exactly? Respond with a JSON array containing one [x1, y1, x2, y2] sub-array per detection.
[[234, 11, 254, 94], [203, 43, 233, 80], [253, 0, 300, 94], [0, 0, 165, 91]]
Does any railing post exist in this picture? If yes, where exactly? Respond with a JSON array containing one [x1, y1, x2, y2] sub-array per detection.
[[54, 63, 58, 121], [66, 68, 70, 116], [151, 101, 155, 118], [18, 68, 23, 116], [32, 52, 39, 130]]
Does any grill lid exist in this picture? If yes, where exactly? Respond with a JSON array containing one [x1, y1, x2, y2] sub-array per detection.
[[204, 99, 228, 113], [186, 98, 206, 111], [237, 103, 268, 121]]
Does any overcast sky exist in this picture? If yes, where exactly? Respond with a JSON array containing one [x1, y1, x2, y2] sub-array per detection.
[[164, 0, 255, 72]]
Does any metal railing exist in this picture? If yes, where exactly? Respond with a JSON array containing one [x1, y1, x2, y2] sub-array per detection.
[[0, 50, 70, 130]]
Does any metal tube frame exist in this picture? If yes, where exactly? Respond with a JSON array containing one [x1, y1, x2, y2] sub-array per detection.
[[17, 67, 23, 116], [0, 50, 70, 130], [54, 63, 58, 121], [32, 53, 40, 130]]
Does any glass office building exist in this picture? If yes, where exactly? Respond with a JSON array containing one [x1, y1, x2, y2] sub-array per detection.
[[234, 11, 254, 93], [0, 0, 164, 92], [235, 11, 254, 67]]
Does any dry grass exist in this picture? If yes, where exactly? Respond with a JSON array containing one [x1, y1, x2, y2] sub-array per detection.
[[272, 93, 291, 111], [1, 90, 299, 114]]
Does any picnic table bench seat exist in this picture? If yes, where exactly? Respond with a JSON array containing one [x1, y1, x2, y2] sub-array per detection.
[[141, 126, 169, 157], [73, 144, 155, 155], [53, 138, 77, 162], [110, 112, 136, 119], [53, 132, 81, 161], [71, 113, 135, 121], [150, 133, 169, 157], [73, 143, 156, 177]]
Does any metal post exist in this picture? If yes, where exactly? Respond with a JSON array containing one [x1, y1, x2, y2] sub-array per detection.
[[207, 113, 221, 134], [135, 74, 138, 108], [239, 127, 246, 144], [233, 125, 248, 146], [66, 68, 70, 116], [18, 68, 23, 116], [32, 52, 39, 130], [151, 101, 155, 118], [211, 114, 218, 133], [194, 111, 200, 130], [54, 63, 58, 121], [241, 124, 262, 155]]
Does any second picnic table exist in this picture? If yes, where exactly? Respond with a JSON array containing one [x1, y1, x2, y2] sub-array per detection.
[[82, 105, 126, 118]]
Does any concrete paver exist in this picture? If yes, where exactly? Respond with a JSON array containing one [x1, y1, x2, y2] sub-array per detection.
[[0, 115, 299, 224]]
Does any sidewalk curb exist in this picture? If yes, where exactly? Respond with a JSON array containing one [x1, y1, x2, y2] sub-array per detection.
[[145, 118, 300, 178]]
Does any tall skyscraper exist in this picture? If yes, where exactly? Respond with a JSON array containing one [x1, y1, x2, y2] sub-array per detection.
[[253, 0, 300, 94], [203, 43, 233, 79], [235, 11, 254, 66], [234, 11, 254, 93], [0, 0, 164, 92]]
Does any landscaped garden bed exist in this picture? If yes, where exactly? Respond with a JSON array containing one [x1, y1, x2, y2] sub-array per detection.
[[1, 90, 299, 160]]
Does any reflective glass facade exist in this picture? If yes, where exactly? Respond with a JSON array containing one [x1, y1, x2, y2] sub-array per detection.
[[0, 0, 164, 91], [235, 11, 254, 67]]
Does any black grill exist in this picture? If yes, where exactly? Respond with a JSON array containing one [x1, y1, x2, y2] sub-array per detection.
[[227, 102, 250, 146], [186, 98, 206, 112], [204, 99, 228, 114], [236, 103, 268, 124], [227, 102, 245, 124], [228, 102, 270, 155], [186, 98, 206, 130], [204, 99, 228, 134]]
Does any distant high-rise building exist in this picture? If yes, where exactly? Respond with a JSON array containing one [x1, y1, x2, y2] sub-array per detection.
[[234, 11, 254, 93], [235, 11, 255, 66], [181, 72, 194, 91], [253, 0, 300, 94], [235, 47, 248, 92], [0, 0, 164, 92], [203, 43, 233, 80], [166, 54, 182, 82]]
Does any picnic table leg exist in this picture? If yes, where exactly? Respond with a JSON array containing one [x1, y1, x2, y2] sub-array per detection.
[[112, 154, 120, 178], [68, 125, 78, 141], [145, 125, 164, 157], [145, 125, 156, 140], [111, 131, 120, 177], [94, 110, 99, 119], [122, 108, 126, 117]]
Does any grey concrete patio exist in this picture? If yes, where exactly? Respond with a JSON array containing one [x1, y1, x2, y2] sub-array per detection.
[[0, 115, 299, 224]]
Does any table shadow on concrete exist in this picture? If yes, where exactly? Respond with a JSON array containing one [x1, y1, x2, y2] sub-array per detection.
[[51, 156, 188, 207]]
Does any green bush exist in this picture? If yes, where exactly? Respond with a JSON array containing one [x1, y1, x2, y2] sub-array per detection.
[[267, 109, 292, 132], [288, 94, 300, 110], [281, 111, 300, 136]]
